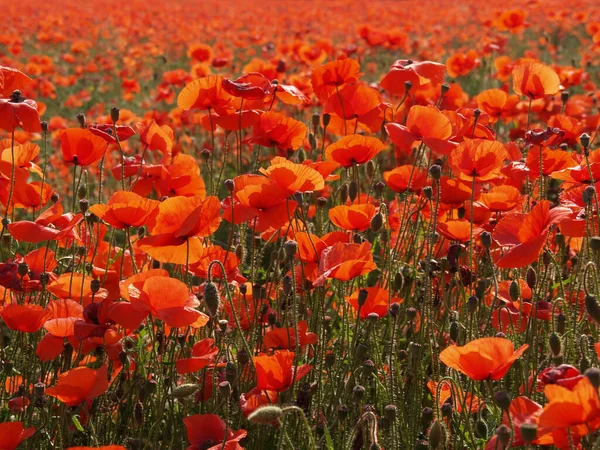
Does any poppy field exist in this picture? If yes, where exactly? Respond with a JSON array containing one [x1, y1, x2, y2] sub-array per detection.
[[2, 0, 600, 448]]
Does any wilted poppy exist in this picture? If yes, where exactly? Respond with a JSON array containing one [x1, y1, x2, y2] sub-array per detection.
[[439, 337, 528, 380], [253, 350, 312, 392]]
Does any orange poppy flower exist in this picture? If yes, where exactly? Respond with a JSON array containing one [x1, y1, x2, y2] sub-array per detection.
[[253, 350, 312, 392], [313, 241, 377, 287], [0, 66, 32, 97], [189, 244, 246, 284], [311, 57, 363, 102], [1, 304, 48, 332], [259, 156, 324, 194], [222, 174, 295, 232], [538, 377, 600, 442], [329, 203, 377, 231], [223, 72, 274, 100], [526, 147, 576, 179], [136, 120, 174, 155], [60, 128, 108, 167], [176, 338, 219, 374], [493, 200, 571, 268], [476, 89, 519, 122], [438, 176, 474, 206], [323, 82, 381, 121], [484, 397, 543, 450], [46, 364, 109, 406], [384, 165, 429, 194], [0, 422, 35, 450], [449, 138, 508, 181], [512, 61, 561, 99], [47, 274, 108, 306], [250, 111, 307, 152], [480, 185, 521, 212], [437, 219, 482, 243], [380, 59, 446, 97], [0, 91, 41, 133], [325, 134, 385, 168], [385, 105, 455, 156], [8, 203, 83, 244], [130, 275, 209, 328], [184, 414, 247, 450], [346, 287, 400, 319], [89, 191, 159, 229], [439, 337, 528, 380], [263, 320, 318, 351], [177, 75, 232, 113]]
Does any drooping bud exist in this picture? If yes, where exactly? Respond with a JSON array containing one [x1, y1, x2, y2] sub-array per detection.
[[248, 405, 283, 424], [204, 281, 221, 318]]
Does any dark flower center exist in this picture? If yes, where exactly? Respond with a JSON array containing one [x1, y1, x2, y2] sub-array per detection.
[[10, 90, 24, 103]]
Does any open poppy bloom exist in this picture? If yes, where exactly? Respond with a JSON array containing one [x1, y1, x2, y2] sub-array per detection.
[[311, 57, 363, 102], [313, 241, 377, 287], [60, 128, 108, 166], [223, 72, 274, 100], [177, 75, 233, 113], [329, 203, 377, 231], [346, 287, 400, 319], [439, 337, 528, 380], [129, 275, 209, 328], [0, 90, 41, 133], [46, 364, 109, 406], [0, 421, 36, 450], [386, 105, 456, 156], [476, 89, 519, 122], [253, 349, 312, 392], [89, 124, 136, 144], [250, 111, 307, 152], [239, 387, 279, 419], [136, 120, 174, 155], [384, 165, 429, 194], [259, 156, 324, 194], [176, 338, 219, 374], [1, 303, 48, 332], [262, 320, 318, 350], [493, 200, 571, 268], [0, 66, 32, 97], [89, 191, 159, 229], [8, 202, 83, 245], [380, 59, 446, 97], [449, 138, 508, 181], [184, 414, 247, 450], [480, 185, 521, 212], [325, 134, 385, 168], [484, 396, 543, 450], [512, 61, 561, 99]]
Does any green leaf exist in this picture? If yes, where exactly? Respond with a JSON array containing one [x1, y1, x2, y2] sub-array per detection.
[[71, 415, 84, 432], [323, 425, 335, 450]]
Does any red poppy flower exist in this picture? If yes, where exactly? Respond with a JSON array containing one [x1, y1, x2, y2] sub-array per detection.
[[346, 287, 400, 319], [184, 414, 247, 450], [325, 134, 385, 168], [311, 57, 363, 102], [380, 59, 446, 97], [253, 350, 312, 392], [512, 61, 561, 99], [313, 241, 377, 287], [0, 421, 35, 450], [329, 203, 377, 231], [476, 89, 519, 122], [177, 75, 233, 113], [239, 388, 279, 418], [259, 156, 324, 194], [484, 397, 542, 450], [262, 320, 318, 350], [60, 128, 108, 167], [46, 364, 109, 406], [136, 120, 174, 155], [480, 186, 521, 212], [0, 66, 32, 97], [250, 111, 307, 152], [89, 191, 159, 229], [176, 338, 219, 374], [223, 72, 274, 100], [1, 304, 48, 332], [8, 202, 83, 244], [384, 165, 429, 194], [0, 91, 41, 133], [449, 138, 508, 181], [439, 337, 528, 380], [493, 200, 571, 268]]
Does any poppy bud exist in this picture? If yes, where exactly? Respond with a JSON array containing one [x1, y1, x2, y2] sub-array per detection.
[[40, 121, 48, 133], [339, 183, 349, 204], [585, 367, 600, 390], [248, 405, 283, 424], [39, 272, 50, 287], [494, 391, 511, 411], [404, 80, 413, 92], [371, 212, 383, 232], [308, 133, 317, 151], [429, 164, 442, 180], [218, 319, 228, 332], [51, 192, 59, 203], [353, 385, 365, 401], [338, 404, 349, 420], [90, 279, 101, 294], [549, 332, 561, 356], [591, 237, 600, 253], [76, 113, 86, 128], [33, 382, 45, 398], [475, 419, 488, 438], [353, 233, 363, 244], [77, 182, 87, 199], [17, 262, 29, 278], [560, 90, 569, 105], [325, 352, 336, 368], [509, 280, 520, 301], [172, 383, 199, 399], [349, 181, 358, 203], [284, 240, 298, 259], [555, 230, 565, 247], [495, 425, 511, 448], [366, 160, 376, 180], [355, 289, 369, 307], [580, 132, 591, 150], [555, 312, 566, 334], [204, 281, 221, 318], [140, 379, 157, 402], [429, 420, 446, 449], [583, 185, 595, 204], [355, 343, 368, 362], [384, 404, 397, 421], [200, 148, 211, 161], [496, 332, 506, 338], [297, 148, 306, 163], [224, 179, 235, 193], [110, 107, 120, 123], [237, 348, 249, 366], [542, 249, 552, 266], [526, 267, 537, 289], [389, 302, 401, 318], [79, 199, 89, 213], [322, 113, 331, 127], [367, 312, 379, 324], [423, 186, 433, 200], [421, 407, 433, 428], [480, 231, 492, 250], [414, 440, 429, 450], [520, 423, 537, 445], [406, 307, 417, 321], [218, 381, 232, 398], [450, 320, 459, 342], [467, 295, 478, 314], [585, 294, 600, 323], [440, 84, 450, 96], [134, 401, 143, 426], [312, 113, 320, 131], [375, 181, 386, 197], [457, 206, 465, 219], [473, 108, 481, 119]]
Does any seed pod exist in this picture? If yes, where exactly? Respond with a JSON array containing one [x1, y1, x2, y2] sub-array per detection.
[[311, 113, 320, 131], [90, 279, 101, 294], [308, 133, 317, 150], [429, 164, 442, 180], [449, 320, 459, 342], [421, 407, 433, 428], [283, 240, 297, 259], [371, 212, 384, 232], [353, 385, 365, 402], [219, 381, 232, 398], [583, 185, 596, 204], [33, 382, 45, 398], [520, 423, 537, 445], [248, 405, 283, 424], [480, 231, 492, 250], [77, 184, 87, 199], [204, 282, 221, 318], [423, 186, 433, 200], [358, 289, 369, 307], [580, 132, 591, 150], [496, 425, 511, 448], [224, 179, 235, 193], [339, 183, 349, 204], [406, 307, 417, 321], [467, 295, 478, 315], [384, 404, 397, 421], [389, 302, 401, 318]]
